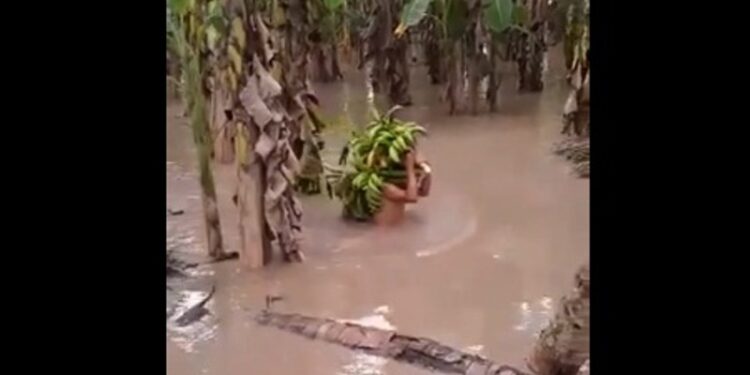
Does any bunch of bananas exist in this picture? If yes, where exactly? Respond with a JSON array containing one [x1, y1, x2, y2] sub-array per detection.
[[328, 106, 426, 220]]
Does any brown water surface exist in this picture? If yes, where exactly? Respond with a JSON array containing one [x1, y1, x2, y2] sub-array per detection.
[[167, 47, 588, 375]]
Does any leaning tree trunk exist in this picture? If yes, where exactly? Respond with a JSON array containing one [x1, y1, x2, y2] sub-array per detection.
[[183, 47, 227, 260], [528, 264, 590, 375]]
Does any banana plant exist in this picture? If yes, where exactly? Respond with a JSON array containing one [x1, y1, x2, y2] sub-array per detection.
[[360, 0, 413, 109], [167, 0, 232, 260], [307, 0, 347, 82], [204, 0, 308, 266], [549, 0, 588, 178], [327, 106, 426, 220], [561, 0, 588, 137], [394, 0, 535, 114]]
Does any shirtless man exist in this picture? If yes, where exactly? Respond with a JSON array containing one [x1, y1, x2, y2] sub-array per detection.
[[373, 151, 432, 226]]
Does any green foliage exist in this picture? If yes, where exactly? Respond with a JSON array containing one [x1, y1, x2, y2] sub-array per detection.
[[398, 0, 435, 31], [511, 4, 530, 26], [324, 0, 345, 11], [169, 0, 191, 15], [445, 0, 469, 40], [329, 107, 427, 220], [483, 0, 514, 34]]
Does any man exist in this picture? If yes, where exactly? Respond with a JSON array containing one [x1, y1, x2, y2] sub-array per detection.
[[374, 151, 432, 226]]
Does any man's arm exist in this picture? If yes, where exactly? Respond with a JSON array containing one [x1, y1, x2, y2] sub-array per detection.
[[415, 150, 431, 197], [382, 183, 418, 203], [382, 152, 418, 203], [417, 170, 431, 197]]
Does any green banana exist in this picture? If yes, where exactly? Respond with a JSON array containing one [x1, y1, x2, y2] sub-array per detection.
[[330, 106, 428, 220]]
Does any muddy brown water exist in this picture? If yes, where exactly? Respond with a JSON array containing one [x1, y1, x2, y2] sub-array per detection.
[[167, 47, 588, 375]]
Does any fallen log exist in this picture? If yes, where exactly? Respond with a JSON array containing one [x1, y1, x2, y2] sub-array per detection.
[[255, 310, 529, 375]]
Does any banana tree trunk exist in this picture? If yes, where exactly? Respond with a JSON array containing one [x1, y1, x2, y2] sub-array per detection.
[[384, 0, 412, 106], [424, 15, 443, 85], [330, 42, 343, 80], [198, 142, 225, 259], [219, 9, 305, 268], [210, 89, 236, 164], [529, 265, 590, 375], [466, 1, 486, 115], [313, 45, 332, 82], [562, 67, 589, 137], [185, 58, 226, 260], [236, 122, 270, 269], [446, 40, 466, 115], [365, 59, 377, 112], [468, 59, 481, 115], [526, 27, 546, 91], [280, 0, 325, 196], [467, 18, 483, 115], [386, 37, 413, 106], [361, 0, 388, 107], [527, 0, 546, 92], [562, 0, 589, 137], [486, 43, 502, 112]]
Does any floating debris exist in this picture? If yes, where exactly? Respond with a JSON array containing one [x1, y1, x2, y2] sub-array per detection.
[[373, 305, 391, 315], [167, 287, 219, 353], [168, 208, 185, 216], [175, 285, 215, 327], [255, 310, 530, 375]]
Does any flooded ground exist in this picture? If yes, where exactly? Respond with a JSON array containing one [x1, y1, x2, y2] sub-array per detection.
[[167, 47, 588, 375]]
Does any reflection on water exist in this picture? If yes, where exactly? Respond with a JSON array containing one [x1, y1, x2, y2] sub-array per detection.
[[513, 297, 555, 335], [167, 290, 218, 353], [337, 306, 397, 375], [464, 344, 485, 355]]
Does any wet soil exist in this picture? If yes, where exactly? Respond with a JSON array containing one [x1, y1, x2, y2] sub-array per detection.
[[166, 46, 588, 375]]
